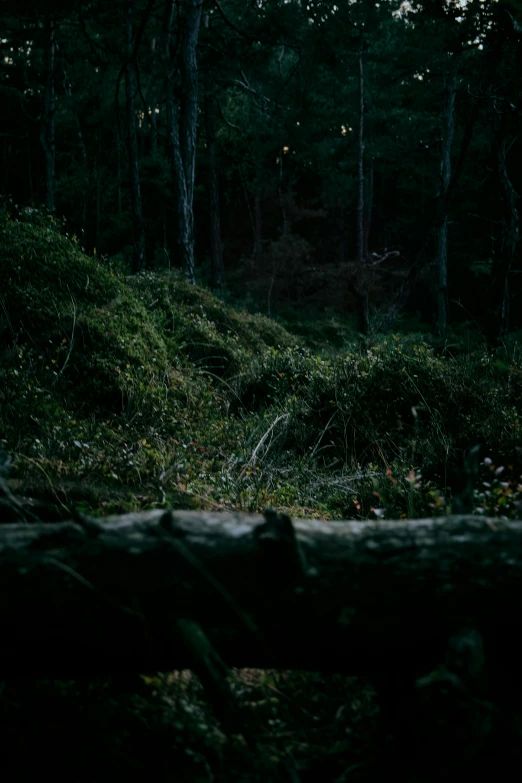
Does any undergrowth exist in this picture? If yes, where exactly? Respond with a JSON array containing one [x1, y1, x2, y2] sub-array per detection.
[[2, 207, 522, 782], [2, 206, 522, 519]]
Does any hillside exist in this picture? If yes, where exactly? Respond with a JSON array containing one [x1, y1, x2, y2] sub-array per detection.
[[2, 208, 522, 522]]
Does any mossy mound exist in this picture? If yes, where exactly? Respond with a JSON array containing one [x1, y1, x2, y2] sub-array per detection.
[[127, 272, 296, 378], [0, 212, 298, 511]]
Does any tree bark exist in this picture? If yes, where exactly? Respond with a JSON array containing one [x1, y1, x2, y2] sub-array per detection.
[[124, 3, 146, 273], [353, 40, 369, 335], [363, 157, 373, 260], [254, 194, 263, 262], [203, 13, 224, 291], [435, 57, 458, 336], [2, 507, 522, 699], [116, 132, 122, 214], [488, 98, 520, 346], [40, 15, 56, 213], [161, 0, 201, 285], [150, 37, 159, 156], [95, 133, 101, 255], [356, 45, 365, 270]]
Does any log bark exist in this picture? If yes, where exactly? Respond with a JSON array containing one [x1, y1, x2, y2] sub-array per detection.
[[1, 507, 522, 697]]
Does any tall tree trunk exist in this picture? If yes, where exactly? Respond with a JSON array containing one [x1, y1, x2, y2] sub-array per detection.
[[161, 0, 201, 285], [203, 13, 224, 291], [488, 100, 520, 346], [95, 132, 101, 255], [116, 132, 122, 214], [124, 4, 146, 273], [150, 37, 158, 155], [353, 40, 369, 335], [27, 139, 33, 203], [1, 139, 10, 195], [435, 57, 458, 336], [254, 194, 263, 262], [356, 46, 365, 268], [363, 157, 373, 259], [40, 16, 56, 213]]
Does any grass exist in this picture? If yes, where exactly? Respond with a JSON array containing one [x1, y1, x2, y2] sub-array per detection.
[[2, 205, 522, 780], [3, 206, 522, 520]]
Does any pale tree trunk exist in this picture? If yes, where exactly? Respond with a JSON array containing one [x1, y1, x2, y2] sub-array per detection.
[[203, 13, 224, 291], [124, 3, 146, 273], [40, 16, 56, 213], [161, 0, 201, 285], [435, 56, 458, 336]]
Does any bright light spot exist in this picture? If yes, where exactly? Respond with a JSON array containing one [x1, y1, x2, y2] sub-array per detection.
[[283, 146, 289, 153]]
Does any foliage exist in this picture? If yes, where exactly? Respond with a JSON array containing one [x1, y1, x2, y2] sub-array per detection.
[[1, 210, 522, 781], [2, 214, 522, 523]]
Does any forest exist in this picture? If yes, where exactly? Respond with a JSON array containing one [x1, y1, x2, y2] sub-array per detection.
[[1, 0, 522, 781]]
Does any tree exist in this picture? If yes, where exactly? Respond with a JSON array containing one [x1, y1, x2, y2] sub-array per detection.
[[40, 13, 56, 213], [124, 1, 146, 273], [160, 0, 202, 284], [202, 10, 224, 290]]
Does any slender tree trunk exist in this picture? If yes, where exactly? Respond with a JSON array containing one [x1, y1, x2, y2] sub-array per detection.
[[95, 132, 101, 255], [435, 57, 458, 336], [40, 16, 56, 213], [203, 13, 224, 291], [116, 133, 122, 214], [27, 139, 33, 203], [161, 0, 201, 285], [254, 194, 263, 262], [363, 157, 373, 259], [489, 101, 520, 346], [354, 40, 369, 335], [124, 3, 146, 273], [2, 139, 10, 194], [356, 47, 365, 267], [150, 38, 158, 155]]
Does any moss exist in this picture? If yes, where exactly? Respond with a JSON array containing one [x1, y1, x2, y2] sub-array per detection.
[[2, 211, 522, 521], [0, 215, 120, 346]]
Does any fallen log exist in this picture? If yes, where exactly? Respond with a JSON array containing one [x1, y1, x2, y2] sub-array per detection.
[[1, 508, 521, 693]]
